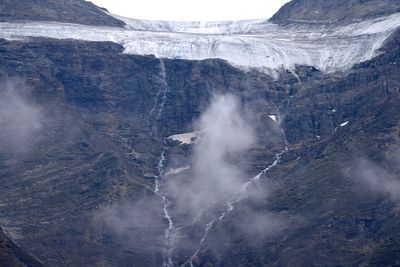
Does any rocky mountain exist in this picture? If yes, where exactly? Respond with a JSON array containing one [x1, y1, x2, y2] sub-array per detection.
[[271, 0, 400, 23], [0, 0, 399, 266], [0, 227, 43, 267], [0, 0, 124, 26]]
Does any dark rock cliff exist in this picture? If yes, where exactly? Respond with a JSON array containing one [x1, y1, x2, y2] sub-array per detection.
[[0, 28, 399, 265], [0, 38, 285, 266], [0, 1, 400, 267], [0, 0, 124, 27], [0, 227, 43, 267], [193, 28, 400, 267], [271, 0, 400, 23]]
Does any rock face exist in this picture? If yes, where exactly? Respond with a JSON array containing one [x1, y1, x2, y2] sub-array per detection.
[[194, 28, 400, 266], [0, 227, 43, 267], [0, 0, 399, 267], [0, 39, 281, 266], [271, 0, 400, 23], [0, 0, 124, 26]]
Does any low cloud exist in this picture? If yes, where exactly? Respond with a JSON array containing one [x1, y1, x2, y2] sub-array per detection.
[[171, 94, 256, 213], [350, 159, 400, 202], [0, 79, 42, 154]]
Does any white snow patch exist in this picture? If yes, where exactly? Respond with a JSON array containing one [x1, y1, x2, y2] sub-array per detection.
[[0, 13, 399, 75], [268, 114, 279, 123], [165, 166, 191, 176], [340, 121, 349, 127], [168, 132, 198, 145]]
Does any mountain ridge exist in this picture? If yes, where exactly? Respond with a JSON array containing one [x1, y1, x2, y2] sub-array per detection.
[[0, 227, 43, 267], [271, 0, 400, 24], [0, 0, 124, 27]]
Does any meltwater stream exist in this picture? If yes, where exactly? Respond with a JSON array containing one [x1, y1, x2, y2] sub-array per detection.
[[148, 59, 169, 133], [154, 150, 175, 267], [149, 59, 175, 267]]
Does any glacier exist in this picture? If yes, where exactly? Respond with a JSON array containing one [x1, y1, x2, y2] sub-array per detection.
[[0, 12, 399, 76]]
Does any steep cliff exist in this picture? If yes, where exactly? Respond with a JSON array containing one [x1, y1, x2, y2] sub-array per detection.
[[0, 0, 400, 266], [0, 227, 43, 267], [0, 0, 124, 26], [271, 0, 400, 23]]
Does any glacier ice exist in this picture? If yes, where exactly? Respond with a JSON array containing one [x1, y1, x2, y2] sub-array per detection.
[[0, 12, 399, 76]]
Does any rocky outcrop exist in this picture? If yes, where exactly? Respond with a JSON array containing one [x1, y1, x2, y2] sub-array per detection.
[[191, 28, 400, 266], [271, 0, 400, 23], [0, 27, 400, 265], [0, 38, 284, 266], [0, 227, 43, 267], [0, 0, 124, 27], [0, 1, 400, 266]]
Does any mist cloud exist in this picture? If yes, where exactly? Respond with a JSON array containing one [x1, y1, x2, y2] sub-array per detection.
[[172, 94, 256, 213], [0, 79, 42, 154], [350, 159, 400, 202]]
